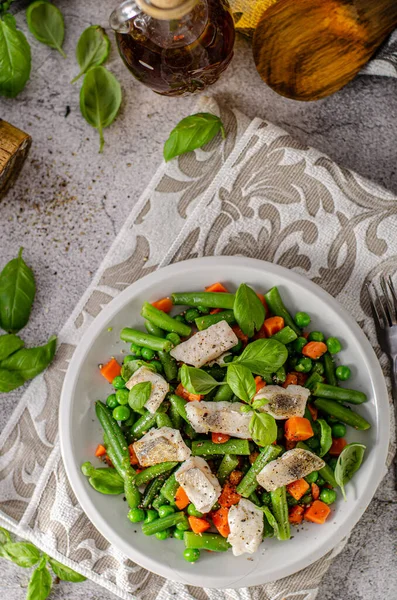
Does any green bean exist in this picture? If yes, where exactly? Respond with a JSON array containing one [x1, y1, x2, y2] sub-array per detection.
[[264, 287, 301, 335], [135, 462, 178, 487], [169, 394, 189, 423], [124, 476, 141, 509], [169, 404, 183, 429], [195, 310, 236, 331], [313, 382, 367, 405], [217, 454, 239, 485], [141, 302, 191, 337], [236, 445, 282, 497], [270, 486, 290, 541], [130, 411, 157, 439], [145, 320, 165, 338], [192, 439, 250, 457], [296, 441, 338, 487], [142, 511, 186, 535], [171, 292, 235, 310], [249, 490, 261, 506], [305, 371, 323, 391], [95, 402, 129, 466], [156, 412, 173, 428], [120, 328, 172, 352], [323, 352, 337, 386], [142, 473, 170, 508], [183, 532, 231, 552], [184, 422, 198, 439], [160, 472, 179, 504], [263, 511, 275, 538], [213, 375, 234, 402], [314, 398, 370, 430], [158, 350, 178, 382], [152, 493, 168, 510], [274, 365, 286, 384], [271, 326, 298, 345]]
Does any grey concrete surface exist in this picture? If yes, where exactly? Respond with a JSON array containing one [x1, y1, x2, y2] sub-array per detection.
[[0, 0, 397, 598]]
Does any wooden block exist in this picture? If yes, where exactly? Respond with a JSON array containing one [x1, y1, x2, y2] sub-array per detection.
[[0, 120, 32, 200]]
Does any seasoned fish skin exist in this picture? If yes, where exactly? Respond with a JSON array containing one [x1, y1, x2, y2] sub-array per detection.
[[175, 456, 221, 513], [133, 427, 191, 467], [256, 448, 325, 492], [255, 385, 310, 420], [185, 400, 251, 439], [125, 366, 169, 414], [170, 321, 238, 368], [227, 498, 264, 556]]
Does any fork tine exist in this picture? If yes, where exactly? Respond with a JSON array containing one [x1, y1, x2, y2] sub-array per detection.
[[367, 282, 384, 330], [387, 275, 397, 323], [380, 275, 394, 326]]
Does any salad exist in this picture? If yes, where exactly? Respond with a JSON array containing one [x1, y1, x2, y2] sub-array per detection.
[[81, 282, 369, 562]]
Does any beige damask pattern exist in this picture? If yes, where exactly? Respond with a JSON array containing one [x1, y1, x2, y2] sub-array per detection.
[[0, 98, 395, 600]]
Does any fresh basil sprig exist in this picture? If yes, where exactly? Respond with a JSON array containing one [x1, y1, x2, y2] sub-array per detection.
[[26, 557, 53, 600], [234, 283, 265, 337], [163, 113, 226, 162], [181, 364, 224, 395], [128, 381, 152, 410], [0, 247, 35, 334], [26, 1, 66, 57], [71, 25, 110, 84], [249, 412, 277, 447], [48, 558, 87, 582], [0, 335, 57, 382], [226, 363, 256, 403], [0, 14, 31, 98], [0, 334, 24, 360], [88, 468, 124, 495], [234, 338, 288, 376], [335, 442, 366, 501], [0, 542, 41, 567], [0, 368, 25, 392], [317, 418, 332, 457]]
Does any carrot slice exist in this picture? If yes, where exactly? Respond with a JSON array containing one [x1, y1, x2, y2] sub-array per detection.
[[302, 341, 328, 360], [307, 404, 318, 421], [329, 437, 347, 456], [263, 316, 285, 337], [289, 505, 305, 525], [285, 439, 297, 450], [205, 282, 228, 293], [128, 444, 139, 465], [212, 432, 230, 444], [304, 500, 331, 524], [100, 358, 121, 383], [188, 516, 211, 534], [254, 375, 266, 393], [219, 482, 241, 508], [286, 478, 310, 500], [175, 383, 203, 402], [175, 486, 190, 510], [285, 416, 314, 442], [283, 372, 298, 388], [95, 444, 106, 458], [210, 308, 223, 314], [151, 297, 173, 313], [232, 325, 249, 345], [212, 507, 230, 537], [104, 455, 113, 468], [311, 482, 320, 501]]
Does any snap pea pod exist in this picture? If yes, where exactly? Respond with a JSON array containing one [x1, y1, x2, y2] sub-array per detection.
[[130, 411, 157, 439], [171, 292, 235, 310], [141, 302, 191, 337], [169, 404, 183, 429], [236, 445, 282, 497], [145, 320, 165, 338], [323, 352, 337, 387], [314, 398, 370, 430], [184, 422, 198, 439], [135, 462, 178, 487], [156, 411, 173, 428], [192, 439, 250, 457], [142, 472, 171, 508], [160, 472, 180, 503], [213, 375, 234, 402], [142, 511, 186, 535], [152, 493, 168, 509], [270, 486, 290, 541], [305, 371, 323, 391], [158, 350, 178, 381], [313, 382, 367, 405], [271, 326, 298, 345], [264, 287, 301, 336], [168, 394, 189, 423], [195, 310, 236, 331], [184, 532, 231, 552], [120, 328, 172, 352], [296, 441, 338, 487], [217, 454, 239, 485]]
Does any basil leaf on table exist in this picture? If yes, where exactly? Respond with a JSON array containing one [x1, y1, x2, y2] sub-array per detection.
[[48, 558, 86, 582], [0, 541, 41, 567], [26, 563, 53, 600], [128, 381, 152, 411], [80, 66, 122, 153], [317, 418, 332, 457], [335, 442, 366, 501], [88, 467, 124, 495], [181, 364, 223, 395], [234, 338, 288, 376], [71, 25, 110, 83], [234, 283, 265, 337], [0, 368, 25, 392], [226, 363, 256, 403], [0, 248, 36, 333], [0, 14, 31, 98], [163, 113, 226, 162], [0, 333, 24, 360], [249, 412, 277, 446], [0, 335, 57, 381], [26, 0, 66, 57], [0, 526, 11, 544]]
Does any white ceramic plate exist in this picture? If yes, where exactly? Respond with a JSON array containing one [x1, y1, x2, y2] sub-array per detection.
[[60, 257, 389, 589]]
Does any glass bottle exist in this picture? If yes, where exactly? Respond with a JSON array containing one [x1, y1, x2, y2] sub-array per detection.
[[110, 0, 235, 96]]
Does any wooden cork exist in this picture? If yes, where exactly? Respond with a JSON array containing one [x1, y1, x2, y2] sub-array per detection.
[[0, 120, 32, 200]]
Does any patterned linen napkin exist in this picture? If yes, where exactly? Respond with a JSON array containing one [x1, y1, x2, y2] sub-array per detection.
[[0, 96, 395, 600]]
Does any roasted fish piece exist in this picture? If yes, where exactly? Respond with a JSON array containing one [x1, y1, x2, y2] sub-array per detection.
[[133, 427, 191, 467], [185, 400, 251, 439], [227, 498, 264, 556], [126, 366, 169, 414], [255, 385, 310, 420], [175, 456, 221, 513], [256, 448, 325, 492], [170, 321, 238, 368]]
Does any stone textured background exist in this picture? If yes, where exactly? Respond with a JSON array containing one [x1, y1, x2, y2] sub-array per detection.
[[0, 0, 396, 598]]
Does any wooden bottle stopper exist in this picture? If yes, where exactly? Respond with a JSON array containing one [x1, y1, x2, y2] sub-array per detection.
[[0, 120, 32, 200]]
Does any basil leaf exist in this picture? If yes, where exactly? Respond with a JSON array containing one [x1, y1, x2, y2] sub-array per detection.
[[26, 563, 52, 600], [88, 467, 124, 495], [0, 335, 56, 380], [0, 334, 24, 360], [335, 442, 366, 501], [121, 359, 155, 382], [249, 412, 277, 446], [128, 381, 152, 411], [163, 113, 226, 162], [235, 339, 288, 376], [0, 527, 11, 544], [0, 248, 36, 333], [26, 0, 66, 57], [0, 368, 25, 392], [317, 418, 332, 457], [1, 541, 41, 567], [226, 363, 256, 403], [181, 364, 223, 395], [0, 14, 31, 98], [48, 558, 86, 582], [262, 506, 279, 538], [80, 66, 122, 153], [71, 25, 110, 83], [234, 283, 265, 338]]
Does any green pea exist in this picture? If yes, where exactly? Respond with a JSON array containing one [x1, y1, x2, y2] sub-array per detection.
[[174, 314, 187, 324], [326, 337, 342, 354], [327, 457, 338, 470], [287, 495, 298, 506], [106, 393, 119, 409], [332, 423, 346, 438], [130, 343, 142, 357], [123, 355, 136, 364], [156, 529, 171, 540], [261, 491, 271, 506], [295, 312, 311, 328], [320, 489, 337, 505], [185, 308, 200, 323], [197, 305, 210, 315], [231, 339, 243, 354], [316, 476, 325, 486], [308, 331, 325, 342], [187, 504, 203, 518], [112, 405, 131, 421], [295, 357, 312, 373], [116, 388, 129, 406], [141, 347, 156, 360], [301, 494, 313, 505], [176, 519, 190, 531], [173, 528, 185, 540], [128, 508, 145, 523], [223, 354, 234, 363], [112, 375, 126, 389], [144, 510, 158, 524], [335, 365, 351, 381], [166, 332, 181, 346], [158, 505, 175, 518], [306, 437, 320, 450], [150, 360, 163, 373], [305, 471, 319, 484], [183, 548, 200, 563], [293, 336, 308, 353]]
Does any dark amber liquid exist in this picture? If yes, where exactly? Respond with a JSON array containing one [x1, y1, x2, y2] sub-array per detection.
[[116, 0, 235, 95]]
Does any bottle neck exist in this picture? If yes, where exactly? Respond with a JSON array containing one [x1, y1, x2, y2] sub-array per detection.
[[137, 0, 198, 19]]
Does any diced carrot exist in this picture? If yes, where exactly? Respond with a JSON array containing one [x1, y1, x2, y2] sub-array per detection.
[[175, 382, 203, 402], [253, 324, 267, 340], [285, 417, 314, 442], [254, 375, 266, 393], [303, 332, 309, 339], [283, 372, 298, 388], [329, 437, 347, 456], [286, 478, 310, 501], [304, 500, 331, 524], [188, 516, 211, 534], [104, 455, 113, 467], [307, 404, 318, 421], [205, 282, 229, 293], [151, 297, 173, 313], [212, 507, 230, 537], [311, 482, 320, 500], [249, 451, 259, 465], [210, 308, 223, 314], [128, 444, 139, 465], [100, 358, 121, 383], [219, 482, 241, 508], [289, 505, 305, 525], [232, 325, 249, 345], [302, 341, 328, 360], [229, 470, 244, 486], [95, 444, 106, 458], [285, 439, 297, 450], [212, 432, 230, 444], [175, 486, 190, 510], [295, 372, 308, 386], [256, 293, 269, 315], [263, 316, 285, 337]]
